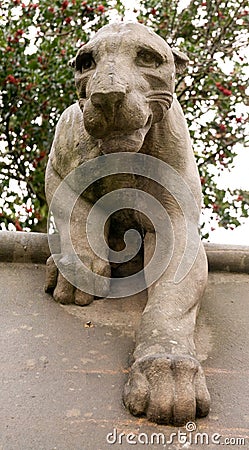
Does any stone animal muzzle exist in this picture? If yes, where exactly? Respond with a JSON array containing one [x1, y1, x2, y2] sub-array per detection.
[[83, 81, 153, 153], [90, 90, 126, 119], [83, 75, 152, 148]]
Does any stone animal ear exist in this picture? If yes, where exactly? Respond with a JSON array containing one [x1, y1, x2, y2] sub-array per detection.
[[171, 48, 189, 74], [68, 57, 76, 68]]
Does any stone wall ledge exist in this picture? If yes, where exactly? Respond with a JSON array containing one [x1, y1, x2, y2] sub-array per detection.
[[0, 231, 249, 273]]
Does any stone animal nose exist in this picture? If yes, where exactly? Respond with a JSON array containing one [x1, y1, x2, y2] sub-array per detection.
[[90, 90, 125, 115]]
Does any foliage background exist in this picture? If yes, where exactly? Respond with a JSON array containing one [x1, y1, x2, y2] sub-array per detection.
[[0, 0, 248, 236]]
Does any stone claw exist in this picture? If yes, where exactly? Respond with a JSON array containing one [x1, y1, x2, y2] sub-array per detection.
[[45, 253, 111, 305], [123, 354, 210, 426]]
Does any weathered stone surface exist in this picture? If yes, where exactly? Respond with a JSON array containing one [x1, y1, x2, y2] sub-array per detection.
[[0, 263, 249, 449]]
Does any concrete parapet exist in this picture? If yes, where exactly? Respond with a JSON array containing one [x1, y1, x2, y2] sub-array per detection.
[[0, 231, 249, 273]]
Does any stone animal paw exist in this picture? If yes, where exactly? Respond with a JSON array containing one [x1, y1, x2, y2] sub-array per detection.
[[123, 354, 210, 426], [45, 254, 111, 305]]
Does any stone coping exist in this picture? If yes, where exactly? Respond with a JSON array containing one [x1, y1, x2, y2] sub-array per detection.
[[0, 230, 249, 273]]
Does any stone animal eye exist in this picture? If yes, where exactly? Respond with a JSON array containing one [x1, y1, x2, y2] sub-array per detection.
[[136, 50, 162, 68], [76, 53, 95, 72]]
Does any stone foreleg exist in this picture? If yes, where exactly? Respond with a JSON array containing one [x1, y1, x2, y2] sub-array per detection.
[[45, 160, 111, 305], [123, 224, 210, 426]]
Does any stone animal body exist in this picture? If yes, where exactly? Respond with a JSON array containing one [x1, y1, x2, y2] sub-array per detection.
[[45, 22, 210, 426]]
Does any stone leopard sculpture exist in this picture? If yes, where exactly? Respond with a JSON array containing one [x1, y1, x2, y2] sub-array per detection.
[[45, 22, 210, 426]]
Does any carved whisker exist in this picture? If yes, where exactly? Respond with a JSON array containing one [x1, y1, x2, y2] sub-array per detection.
[[146, 91, 173, 110], [148, 98, 170, 104], [146, 90, 173, 100], [147, 97, 172, 110]]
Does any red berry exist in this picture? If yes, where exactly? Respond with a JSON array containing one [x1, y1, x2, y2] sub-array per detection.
[[6, 74, 19, 84], [222, 88, 232, 96], [61, 0, 69, 10], [97, 5, 105, 13], [218, 11, 225, 18], [15, 219, 23, 231]]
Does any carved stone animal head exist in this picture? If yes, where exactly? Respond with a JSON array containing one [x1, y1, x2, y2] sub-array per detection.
[[70, 22, 189, 154]]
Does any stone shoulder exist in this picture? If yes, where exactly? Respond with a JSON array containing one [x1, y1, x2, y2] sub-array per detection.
[[49, 102, 86, 178]]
